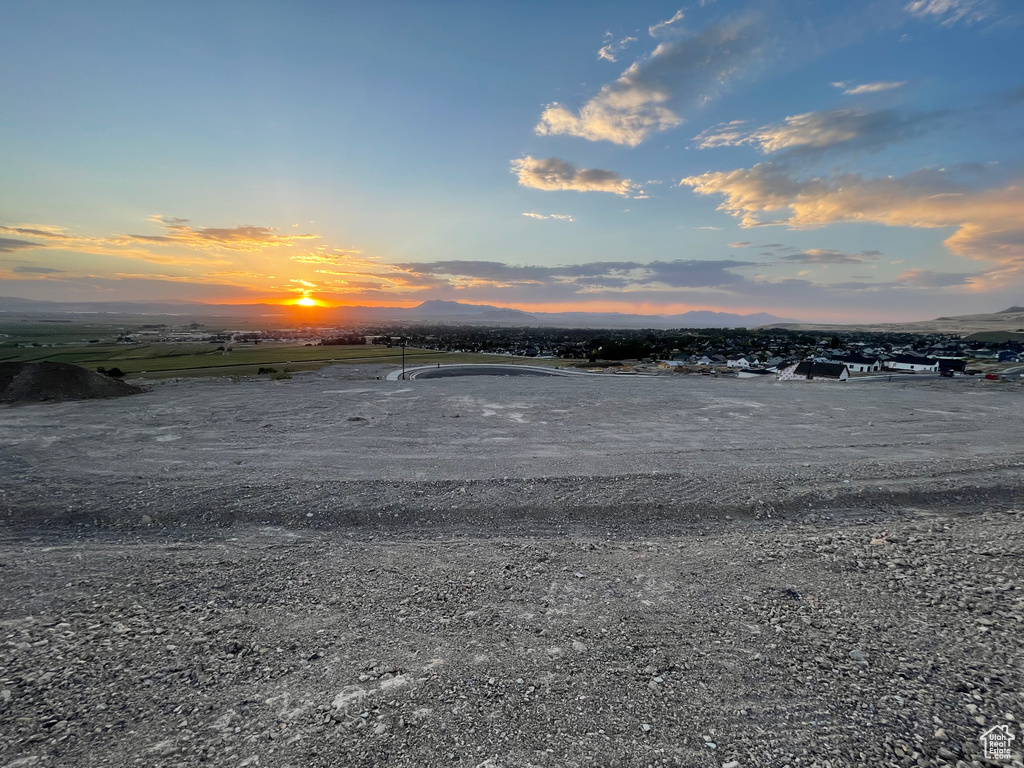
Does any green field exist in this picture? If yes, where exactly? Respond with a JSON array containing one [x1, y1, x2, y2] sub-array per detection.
[[0, 341, 496, 377], [0, 322, 563, 378]]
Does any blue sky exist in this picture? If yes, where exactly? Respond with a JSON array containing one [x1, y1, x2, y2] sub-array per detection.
[[2, 0, 1023, 321]]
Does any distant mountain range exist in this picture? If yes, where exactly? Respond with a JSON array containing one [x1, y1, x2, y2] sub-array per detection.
[[0, 296, 797, 329]]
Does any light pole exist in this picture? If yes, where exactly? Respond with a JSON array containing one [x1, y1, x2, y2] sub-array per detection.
[[390, 335, 406, 379]]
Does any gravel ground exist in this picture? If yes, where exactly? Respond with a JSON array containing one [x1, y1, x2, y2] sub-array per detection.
[[0, 366, 1022, 767]]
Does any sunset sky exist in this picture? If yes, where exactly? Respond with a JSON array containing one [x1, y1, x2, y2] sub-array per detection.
[[2, 0, 1023, 322]]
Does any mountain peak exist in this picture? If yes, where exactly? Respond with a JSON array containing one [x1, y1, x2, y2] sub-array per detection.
[[410, 300, 532, 316]]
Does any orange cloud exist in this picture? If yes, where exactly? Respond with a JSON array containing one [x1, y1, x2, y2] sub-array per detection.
[[681, 163, 1024, 267], [120, 216, 319, 251]]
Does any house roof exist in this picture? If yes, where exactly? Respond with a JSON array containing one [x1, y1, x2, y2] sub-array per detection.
[[889, 354, 938, 365], [842, 353, 880, 365], [794, 361, 848, 379]]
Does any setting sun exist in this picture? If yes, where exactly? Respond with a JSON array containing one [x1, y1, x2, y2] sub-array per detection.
[[294, 296, 319, 307]]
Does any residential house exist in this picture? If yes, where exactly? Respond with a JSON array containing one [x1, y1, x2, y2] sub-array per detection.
[[885, 354, 939, 373], [778, 361, 849, 381], [738, 368, 774, 378], [841, 353, 883, 373]]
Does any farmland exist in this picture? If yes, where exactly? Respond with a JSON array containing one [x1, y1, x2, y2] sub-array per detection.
[[0, 320, 557, 378]]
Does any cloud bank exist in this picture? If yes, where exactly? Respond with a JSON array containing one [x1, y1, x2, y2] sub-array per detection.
[[394, 259, 754, 292], [680, 163, 1024, 266]]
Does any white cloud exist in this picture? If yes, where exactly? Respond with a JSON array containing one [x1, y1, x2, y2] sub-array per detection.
[[692, 119, 749, 149], [598, 36, 637, 63], [521, 212, 575, 222], [832, 80, 909, 95], [649, 10, 685, 37], [905, 0, 992, 25], [536, 15, 764, 147], [511, 156, 635, 196]]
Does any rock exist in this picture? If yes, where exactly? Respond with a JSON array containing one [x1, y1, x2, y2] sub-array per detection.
[[849, 649, 866, 661], [332, 686, 368, 709], [145, 740, 178, 756], [572, 640, 588, 653], [641, 723, 651, 733], [140, 514, 153, 526], [723, 761, 740, 768]]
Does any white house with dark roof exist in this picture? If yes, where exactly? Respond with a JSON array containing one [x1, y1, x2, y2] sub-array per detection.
[[778, 361, 849, 381], [885, 354, 939, 373], [841, 353, 883, 373]]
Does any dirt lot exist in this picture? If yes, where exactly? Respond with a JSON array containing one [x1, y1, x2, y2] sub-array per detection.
[[1, 367, 1022, 767]]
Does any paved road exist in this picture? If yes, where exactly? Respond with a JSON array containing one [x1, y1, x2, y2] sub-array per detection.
[[410, 364, 568, 380], [388, 363, 578, 380]]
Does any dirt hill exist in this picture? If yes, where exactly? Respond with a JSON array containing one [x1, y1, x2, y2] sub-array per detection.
[[765, 305, 1024, 334], [0, 361, 142, 403]]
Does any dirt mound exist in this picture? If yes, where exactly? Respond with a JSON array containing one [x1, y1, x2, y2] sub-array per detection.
[[0, 361, 142, 403]]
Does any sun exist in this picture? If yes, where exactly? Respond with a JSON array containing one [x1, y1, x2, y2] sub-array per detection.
[[294, 296, 319, 307]]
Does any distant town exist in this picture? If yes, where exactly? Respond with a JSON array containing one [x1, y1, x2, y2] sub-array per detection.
[[15, 320, 1022, 380]]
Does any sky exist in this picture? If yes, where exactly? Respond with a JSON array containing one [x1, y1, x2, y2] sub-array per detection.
[[2, 0, 1023, 323]]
